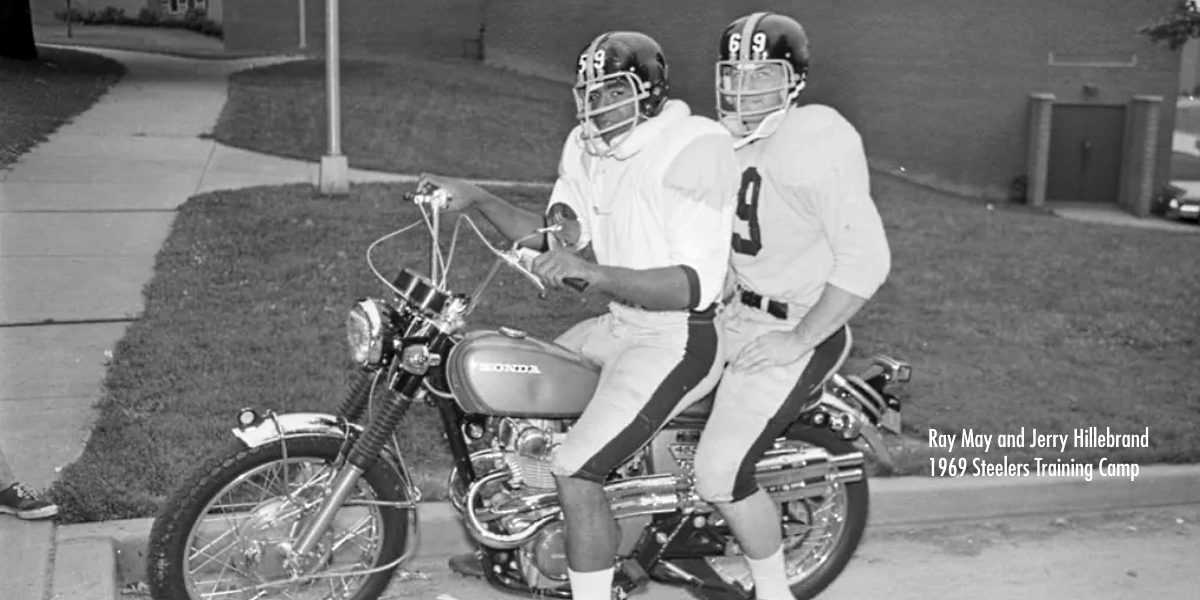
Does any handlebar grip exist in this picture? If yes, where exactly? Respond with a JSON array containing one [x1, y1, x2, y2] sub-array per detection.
[[563, 277, 589, 292]]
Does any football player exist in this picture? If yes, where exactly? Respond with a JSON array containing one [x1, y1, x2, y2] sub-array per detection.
[[692, 12, 892, 600], [420, 31, 739, 600]]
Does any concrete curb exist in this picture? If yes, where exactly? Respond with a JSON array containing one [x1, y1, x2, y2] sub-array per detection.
[[51, 536, 117, 600], [56, 464, 1200, 591]]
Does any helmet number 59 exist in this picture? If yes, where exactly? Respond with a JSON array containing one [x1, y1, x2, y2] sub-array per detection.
[[732, 167, 763, 256]]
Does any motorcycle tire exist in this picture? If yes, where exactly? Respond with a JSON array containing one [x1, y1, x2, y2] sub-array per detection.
[[146, 436, 409, 600], [782, 425, 870, 600]]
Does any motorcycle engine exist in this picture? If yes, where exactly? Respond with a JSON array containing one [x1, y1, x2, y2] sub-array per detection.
[[494, 417, 566, 490]]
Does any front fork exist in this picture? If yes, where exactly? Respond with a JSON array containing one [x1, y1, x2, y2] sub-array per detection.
[[290, 370, 422, 559]]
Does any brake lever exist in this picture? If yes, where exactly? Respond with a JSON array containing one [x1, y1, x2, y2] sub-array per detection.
[[498, 247, 548, 296]]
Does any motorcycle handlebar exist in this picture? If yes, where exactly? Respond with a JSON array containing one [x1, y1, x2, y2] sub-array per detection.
[[404, 183, 588, 296]]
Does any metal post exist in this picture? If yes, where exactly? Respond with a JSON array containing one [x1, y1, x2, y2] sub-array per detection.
[[318, 0, 349, 194], [298, 0, 306, 49], [325, 0, 341, 157]]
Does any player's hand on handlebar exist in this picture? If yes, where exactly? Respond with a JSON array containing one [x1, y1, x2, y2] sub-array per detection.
[[531, 249, 596, 292], [414, 173, 487, 212]]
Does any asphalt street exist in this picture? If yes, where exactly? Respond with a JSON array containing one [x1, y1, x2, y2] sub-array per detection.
[[378, 505, 1200, 600]]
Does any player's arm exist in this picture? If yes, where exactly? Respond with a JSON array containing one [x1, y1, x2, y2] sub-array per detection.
[[788, 138, 890, 344], [588, 134, 739, 309], [419, 175, 548, 247], [475, 191, 553, 249], [785, 284, 870, 351]]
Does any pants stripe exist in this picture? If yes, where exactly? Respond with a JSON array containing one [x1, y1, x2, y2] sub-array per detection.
[[728, 325, 851, 502], [571, 314, 719, 482]]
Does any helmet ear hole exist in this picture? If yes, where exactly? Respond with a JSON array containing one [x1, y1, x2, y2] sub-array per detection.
[[644, 83, 667, 116]]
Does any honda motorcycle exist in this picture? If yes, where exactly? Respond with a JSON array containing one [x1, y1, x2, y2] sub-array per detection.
[[146, 185, 910, 600]]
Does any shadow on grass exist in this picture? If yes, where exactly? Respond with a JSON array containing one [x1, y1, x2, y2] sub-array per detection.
[[0, 46, 125, 168]]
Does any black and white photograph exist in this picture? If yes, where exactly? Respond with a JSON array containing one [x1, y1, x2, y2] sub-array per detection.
[[1, 1, 1198, 599]]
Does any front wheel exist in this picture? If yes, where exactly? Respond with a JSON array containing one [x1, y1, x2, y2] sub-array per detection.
[[147, 436, 410, 600], [780, 426, 869, 599]]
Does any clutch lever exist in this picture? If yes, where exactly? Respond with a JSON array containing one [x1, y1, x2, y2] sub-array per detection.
[[404, 185, 450, 211]]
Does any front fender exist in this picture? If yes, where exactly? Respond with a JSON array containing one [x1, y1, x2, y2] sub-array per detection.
[[231, 412, 360, 449], [230, 411, 412, 482]]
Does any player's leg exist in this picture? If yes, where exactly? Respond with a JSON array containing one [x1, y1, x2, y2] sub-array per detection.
[[552, 311, 722, 599], [694, 325, 849, 600]]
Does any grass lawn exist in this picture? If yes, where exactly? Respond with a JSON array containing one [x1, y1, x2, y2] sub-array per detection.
[[51, 177, 1200, 523], [0, 47, 124, 169], [213, 58, 575, 181], [30, 23, 247, 59]]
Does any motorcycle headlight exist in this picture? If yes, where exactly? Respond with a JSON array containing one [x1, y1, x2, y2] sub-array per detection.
[[346, 299, 394, 368]]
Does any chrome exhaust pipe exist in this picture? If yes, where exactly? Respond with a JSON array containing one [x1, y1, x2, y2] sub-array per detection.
[[462, 473, 690, 549], [460, 448, 866, 549]]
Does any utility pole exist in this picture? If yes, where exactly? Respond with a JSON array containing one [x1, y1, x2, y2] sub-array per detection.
[[297, 0, 306, 49], [318, 0, 348, 194]]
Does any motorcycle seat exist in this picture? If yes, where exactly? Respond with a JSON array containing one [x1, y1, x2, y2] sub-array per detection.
[[670, 390, 716, 425], [667, 382, 824, 427]]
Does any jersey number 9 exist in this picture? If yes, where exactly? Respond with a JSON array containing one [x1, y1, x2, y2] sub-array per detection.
[[732, 167, 762, 256]]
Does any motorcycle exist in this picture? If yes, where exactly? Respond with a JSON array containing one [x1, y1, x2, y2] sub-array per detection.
[[146, 185, 910, 600]]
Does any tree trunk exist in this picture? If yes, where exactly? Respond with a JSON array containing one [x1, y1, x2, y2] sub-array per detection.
[[0, 0, 39, 60]]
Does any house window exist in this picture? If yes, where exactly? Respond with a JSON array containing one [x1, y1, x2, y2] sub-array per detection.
[[168, 0, 205, 14]]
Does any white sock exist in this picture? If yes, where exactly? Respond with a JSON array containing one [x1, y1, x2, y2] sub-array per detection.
[[567, 567, 615, 600], [746, 546, 793, 600]]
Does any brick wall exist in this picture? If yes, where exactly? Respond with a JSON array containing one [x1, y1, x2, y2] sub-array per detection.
[[223, 0, 484, 59], [485, 0, 1181, 198]]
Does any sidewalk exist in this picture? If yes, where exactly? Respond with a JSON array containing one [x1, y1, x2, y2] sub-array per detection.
[[0, 47, 406, 600], [1, 47, 1198, 600]]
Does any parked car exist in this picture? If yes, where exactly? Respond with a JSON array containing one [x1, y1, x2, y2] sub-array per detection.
[[1165, 195, 1200, 222]]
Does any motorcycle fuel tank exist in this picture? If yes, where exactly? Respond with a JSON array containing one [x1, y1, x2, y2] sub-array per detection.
[[446, 328, 600, 418]]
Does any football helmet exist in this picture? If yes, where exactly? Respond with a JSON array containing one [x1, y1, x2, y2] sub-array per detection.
[[715, 12, 810, 139], [573, 31, 669, 156]]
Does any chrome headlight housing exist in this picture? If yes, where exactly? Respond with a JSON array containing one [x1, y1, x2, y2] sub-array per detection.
[[346, 299, 395, 368]]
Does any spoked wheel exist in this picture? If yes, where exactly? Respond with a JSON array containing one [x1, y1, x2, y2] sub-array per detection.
[[147, 436, 410, 600], [702, 427, 868, 600], [780, 427, 868, 599]]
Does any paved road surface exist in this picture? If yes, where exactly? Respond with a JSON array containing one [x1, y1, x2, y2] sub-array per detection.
[[379, 505, 1200, 600]]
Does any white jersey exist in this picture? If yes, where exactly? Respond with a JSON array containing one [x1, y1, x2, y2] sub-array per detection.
[[549, 100, 739, 322], [730, 104, 890, 311]]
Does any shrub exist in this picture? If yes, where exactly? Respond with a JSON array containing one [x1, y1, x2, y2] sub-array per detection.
[[136, 7, 159, 26], [52, 4, 223, 39]]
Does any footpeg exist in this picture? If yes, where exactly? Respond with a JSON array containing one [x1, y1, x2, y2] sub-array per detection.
[[614, 558, 650, 594], [447, 550, 486, 579]]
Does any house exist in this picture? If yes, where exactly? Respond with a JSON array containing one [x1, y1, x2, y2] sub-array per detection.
[[221, 0, 1185, 216], [31, 0, 222, 23]]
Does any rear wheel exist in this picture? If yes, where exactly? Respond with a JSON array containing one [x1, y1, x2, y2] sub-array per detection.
[[781, 426, 868, 599], [147, 436, 409, 600]]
